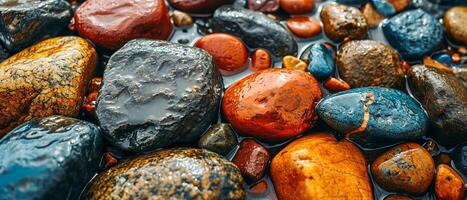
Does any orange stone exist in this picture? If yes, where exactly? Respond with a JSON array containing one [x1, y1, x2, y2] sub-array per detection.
[[251, 48, 272, 71], [384, 194, 413, 200], [287, 16, 322, 38], [279, 0, 314, 14], [222, 68, 322, 142], [249, 180, 268, 195], [195, 33, 248, 75], [271, 133, 373, 200], [324, 77, 351, 93], [435, 164, 465, 200]]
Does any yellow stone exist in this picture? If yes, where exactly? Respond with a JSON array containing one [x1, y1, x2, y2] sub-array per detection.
[[282, 55, 307, 71]]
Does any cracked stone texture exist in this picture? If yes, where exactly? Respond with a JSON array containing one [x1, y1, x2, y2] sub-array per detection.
[[82, 148, 245, 200], [96, 39, 223, 153], [0, 36, 97, 137], [271, 133, 373, 200]]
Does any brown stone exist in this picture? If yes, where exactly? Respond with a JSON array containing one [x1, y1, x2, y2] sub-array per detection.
[[279, 0, 314, 14], [320, 2, 368, 42], [362, 3, 384, 28], [232, 139, 270, 182], [324, 77, 351, 93], [172, 10, 193, 27], [435, 164, 465, 200], [251, 48, 272, 71], [444, 6, 467, 45]]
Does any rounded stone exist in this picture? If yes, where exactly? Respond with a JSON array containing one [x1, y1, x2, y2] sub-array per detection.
[[74, 0, 173, 50], [222, 68, 322, 142], [443, 6, 467, 45], [336, 40, 405, 88], [279, 0, 314, 14], [300, 43, 335, 81], [320, 2, 368, 42], [96, 39, 223, 153], [248, 0, 279, 12], [82, 148, 245, 199], [198, 123, 238, 156], [169, 0, 233, 13], [251, 48, 272, 71], [434, 164, 465, 200], [287, 16, 322, 38]]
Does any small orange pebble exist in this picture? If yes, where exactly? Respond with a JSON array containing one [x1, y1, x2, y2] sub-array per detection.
[[172, 10, 193, 27], [435, 164, 465, 200], [89, 77, 102, 93], [287, 16, 322, 38], [251, 48, 272, 71], [458, 47, 467, 54], [282, 55, 307, 71], [249, 180, 268, 195], [82, 92, 99, 117], [103, 152, 118, 169], [279, 0, 314, 14], [452, 53, 461, 63], [195, 33, 248, 75], [362, 3, 385, 28], [324, 77, 351, 93]]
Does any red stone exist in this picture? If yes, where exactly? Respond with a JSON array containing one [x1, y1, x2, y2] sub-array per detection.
[[103, 152, 118, 169], [251, 48, 272, 71], [287, 16, 322, 38], [232, 139, 270, 182], [74, 0, 173, 50], [169, 0, 233, 13], [249, 180, 269, 195], [324, 77, 351, 93], [248, 0, 279, 13], [195, 33, 248, 75], [279, 0, 314, 14], [222, 68, 323, 142]]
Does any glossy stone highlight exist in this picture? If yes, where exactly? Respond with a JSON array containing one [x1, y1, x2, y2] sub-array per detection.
[[198, 123, 238, 156], [443, 6, 467, 45], [435, 164, 465, 200]]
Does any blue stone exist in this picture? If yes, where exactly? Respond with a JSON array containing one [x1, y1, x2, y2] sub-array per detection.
[[0, 116, 104, 200], [382, 9, 444, 60], [372, 0, 396, 16], [433, 53, 453, 65], [300, 43, 335, 81], [316, 87, 428, 146]]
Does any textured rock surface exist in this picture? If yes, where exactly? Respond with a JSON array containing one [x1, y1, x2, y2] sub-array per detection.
[[211, 5, 298, 57], [320, 2, 368, 42], [0, 116, 103, 200], [434, 164, 465, 200], [96, 39, 222, 152], [336, 40, 405, 88], [232, 139, 270, 182], [82, 148, 245, 199], [0, 0, 72, 53], [0, 36, 97, 137], [271, 133, 373, 200], [443, 6, 467, 45], [198, 123, 238, 156], [300, 43, 335, 81]]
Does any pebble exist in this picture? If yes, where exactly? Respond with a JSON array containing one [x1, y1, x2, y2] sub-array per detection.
[[371, 142, 435, 195], [82, 77, 102, 119], [282, 55, 307, 71], [453, 143, 467, 176], [169, 0, 234, 13], [279, 0, 315, 14], [195, 33, 248, 75], [320, 2, 368, 42], [251, 48, 272, 71], [287, 16, 322, 38], [249, 180, 269, 195], [316, 87, 428, 146], [300, 43, 335, 80], [211, 5, 298, 57], [222, 68, 322, 142], [382, 9, 444, 60], [362, 3, 385, 28], [0, 0, 72, 53], [384, 195, 413, 200], [0, 36, 97, 137], [248, 0, 279, 12], [371, 0, 410, 16], [336, 40, 405, 88], [271, 133, 373, 200], [0, 116, 103, 200], [407, 65, 467, 146], [172, 10, 193, 27], [435, 164, 465, 200], [443, 6, 467, 45], [96, 39, 222, 153], [232, 139, 270, 182], [82, 148, 245, 199], [74, 0, 173, 50], [324, 77, 351, 93], [198, 123, 238, 156]]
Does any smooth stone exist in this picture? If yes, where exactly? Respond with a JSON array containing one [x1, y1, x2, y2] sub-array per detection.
[[320, 2, 368, 42], [434, 164, 465, 200], [324, 77, 351, 93], [251, 48, 272, 71], [371, 142, 435, 195], [282, 55, 307, 71], [172, 10, 193, 27], [443, 6, 467, 45], [169, 0, 234, 13], [336, 40, 405, 88], [0, 116, 103, 200], [82, 148, 245, 199], [407, 65, 467, 146], [316, 87, 428, 146], [96, 39, 222, 153], [434, 53, 453, 65], [279, 0, 315, 14], [0, 0, 72, 53], [382, 9, 444, 60], [232, 139, 270, 182], [0, 36, 97, 137], [300, 43, 335, 81], [271, 133, 373, 200], [286, 16, 322, 38], [211, 5, 298, 57], [453, 143, 467, 176], [198, 123, 238, 156], [248, 0, 279, 12], [362, 3, 385, 28]]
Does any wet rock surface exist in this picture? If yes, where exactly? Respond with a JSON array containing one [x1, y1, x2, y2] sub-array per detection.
[[443, 6, 467, 45], [211, 5, 298, 57], [0, 116, 103, 200], [198, 123, 238, 156], [0, 0, 72, 53], [407, 65, 467, 146], [287, 16, 322, 38], [336, 40, 405, 88], [232, 139, 270, 182], [251, 48, 272, 71], [0, 36, 97, 137], [279, 0, 315, 14], [320, 2, 368, 42], [434, 164, 465, 200], [96, 39, 222, 153], [271, 133, 373, 200], [82, 148, 245, 199], [169, 0, 234, 13], [300, 43, 335, 81]]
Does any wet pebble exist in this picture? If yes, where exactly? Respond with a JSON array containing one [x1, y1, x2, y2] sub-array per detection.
[[336, 40, 405, 88], [361, 3, 385, 28], [435, 164, 465, 200], [251, 48, 272, 71], [249, 180, 269, 195], [195, 33, 248, 75], [443, 6, 467, 45], [271, 133, 373, 200], [169, 0, 234, 13], [96, 39, 222, 152], [371, 142, 435, 195], [300, 43, 335, 81], [324, 77, 351, 93], [282, 55, 307, 71], [371, 0, 410, 16], [222, 68, 322, 142], [320, 2, 368, 42], [0, 116, 103, 200], [279, 0, 314, 14], [82, 148, 245, 199], [198, 123, 238, 156], [172, 10, 193, 27], [248, 0, 279, 12], [82, 77, 102, 119], [232, 139, 270, 182], [382, 9, 444, 60], [287, 16, 322, 38]]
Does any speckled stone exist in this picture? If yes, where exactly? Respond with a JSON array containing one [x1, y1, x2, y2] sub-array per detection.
[[0, 36, 97, 137], [382, 9, 444, 60], [82, 148, 245, 200], [96, 39, 223, 153], [0, 116, 103, 200], [336, 40, 405, 88], [0, 0, 72, 53], [211, 5, 298, 57], [300, 43, 335, 81], [198, 123, 238, 156], [316, 87, 428, 146], [443, 6, 467, 45], [320, 2, 368, 42]]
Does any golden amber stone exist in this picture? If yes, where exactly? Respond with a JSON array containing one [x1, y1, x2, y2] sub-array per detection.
[[0, 36, 97, 137]]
